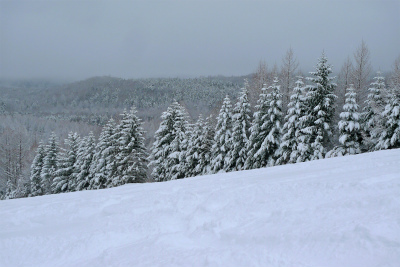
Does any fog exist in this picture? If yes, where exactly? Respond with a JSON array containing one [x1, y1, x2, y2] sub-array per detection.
[[1, 0, 399, 81]]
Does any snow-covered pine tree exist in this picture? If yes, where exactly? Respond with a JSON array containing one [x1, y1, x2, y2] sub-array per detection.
[[5, 178, 15, 200], [200, 115, 215, 175], [186, 115, 205, 177], [75, 132, 96, 191], [30, 141, 46, 196], [301, 53, 337, 160], [186, 114, 214, 176], [90, 118, 116, 189], [40, 132, 59, 194], [276, 77, 307, 165], [245, 78, 282, 169], [227, 80, 252, 171], [210, 96, 233, 173], [113, 107, 148, 185], [375, 82, 400, 150], [245, 83, 269, 170], [326, 85, 362, 157], [167, 103, 191, 180], [361, 72, 386, 151], [52, 132, 80, 193], [149, 101, 190, 181]]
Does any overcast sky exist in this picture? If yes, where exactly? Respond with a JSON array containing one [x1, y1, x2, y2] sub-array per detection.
[[1, 0, 399, 81]]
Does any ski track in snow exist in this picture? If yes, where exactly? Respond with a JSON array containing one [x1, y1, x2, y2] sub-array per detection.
[[1, 149, 400, 267]]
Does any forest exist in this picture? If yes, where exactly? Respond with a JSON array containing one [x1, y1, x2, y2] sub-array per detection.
[[1, 42, 399, 199]]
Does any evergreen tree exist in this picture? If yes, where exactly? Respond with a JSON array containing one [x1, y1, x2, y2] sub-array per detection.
[[30, 141, 46, 196], [113, 107, 148, 185], [210, 96, 233, 173], [186, 115, 205, 177], [149, 101, 190, 181], [375, 83, 400, 150], [75, 132, 96, 191], [327, 85, 362, 157], [276, 77, 307, 165], [41, 132, 59, 194], [90, 118, 117, 189], [362, 72, 386, 151], [227, 81, 252, 171], [5, 178, 15, 200], [186, 115, 215, 176], [52, 132, 80, 193], [245, 78, 282, 169], [301, 53, 337, 160], [200, 115, 215, 175]]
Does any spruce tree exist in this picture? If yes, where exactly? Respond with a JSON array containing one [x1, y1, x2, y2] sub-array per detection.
[[75, 132, 96, 191], [186, 115, 215, 176], [114, 107, 148, 185], [301, 53, 337, 160], [30, 141, 46, 196], [90, 118, 116, 189], [375, 84, 400, 150], [245, 78, 282, 169], [41, 132, 59, 194], [327, 85, 362, 157], [5, 178, 15, 200], [210, 96, 233, 173], [227, 81, 252, 171], [186, 115, 205, 177], [276, 77, 307, 165], [52, 132, 80, 193], [200, 115, 215, 175], [362, 72, 385, 151], [167, 103, 191, 180], [149, 101, 190, 181]]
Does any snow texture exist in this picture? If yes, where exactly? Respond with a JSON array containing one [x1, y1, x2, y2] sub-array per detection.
[[1, 149, 400, 267]]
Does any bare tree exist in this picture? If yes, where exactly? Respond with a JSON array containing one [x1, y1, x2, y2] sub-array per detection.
[[390, 55, 400, 88], [338, 56, 354, 107], [352, 40, 372, 105], [280, 48, 299, 111], [249, 60, 269, 106]]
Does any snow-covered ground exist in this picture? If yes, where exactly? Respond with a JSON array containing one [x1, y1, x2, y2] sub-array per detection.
[[1, 149, 400, 267]]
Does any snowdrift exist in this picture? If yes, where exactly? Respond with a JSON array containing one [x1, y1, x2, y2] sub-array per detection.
[[1, 149, 400, 267]]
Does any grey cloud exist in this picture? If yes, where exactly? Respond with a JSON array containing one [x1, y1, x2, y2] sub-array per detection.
[[1, 0, 399, 80]]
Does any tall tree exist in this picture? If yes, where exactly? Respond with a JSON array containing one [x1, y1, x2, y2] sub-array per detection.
[[113, 107, 148, 185], [337, 56, 354, 107], [280, 48, 299, 113], [375, 63, 400, 150], [149, 101, 190, 181], [90, 118, 117, 189], [52, 132, 80, 193], [40, 133, 60, 194], [75, 132, 96, 191], [361, 72, 386, 151], [30, 141, 46, 196], [249, 61, 269, 106], [276, 77, 307, 165], [186, 115, 205, 177], [210, 96, 233, 173], [327, 85, 362, 157], [301, 53, 337, 160], [227, 81, 252, 171], [352, 40, 372, 105]]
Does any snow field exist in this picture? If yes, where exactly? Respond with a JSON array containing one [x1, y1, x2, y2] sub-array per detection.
[[1, 149, 400, 267]]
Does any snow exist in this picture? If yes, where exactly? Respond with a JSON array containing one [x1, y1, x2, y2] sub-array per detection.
[[1, 149, 400, 267]]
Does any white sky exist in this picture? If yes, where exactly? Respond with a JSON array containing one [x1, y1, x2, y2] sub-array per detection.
[[1, 0, 399, 80]]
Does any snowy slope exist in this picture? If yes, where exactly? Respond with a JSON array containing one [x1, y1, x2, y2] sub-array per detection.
[[1, 149, 400, 267]]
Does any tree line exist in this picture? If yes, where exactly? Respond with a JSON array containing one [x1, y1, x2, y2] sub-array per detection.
[[2, 50, 399, 199]]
